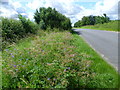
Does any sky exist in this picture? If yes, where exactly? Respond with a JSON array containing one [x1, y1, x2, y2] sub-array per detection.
[[0, 0, 119, 25]]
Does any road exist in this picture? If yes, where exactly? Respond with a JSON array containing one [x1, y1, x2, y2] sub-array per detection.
[[73, 29, 119, 71]]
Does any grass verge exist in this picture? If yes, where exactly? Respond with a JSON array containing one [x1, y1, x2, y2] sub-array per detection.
[[75, 20, 120, 32], [2, 30, 119, 88]]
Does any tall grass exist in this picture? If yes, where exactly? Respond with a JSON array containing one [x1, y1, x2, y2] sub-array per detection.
[[2, 30, 119, 88], [79, 20, 120, 32]]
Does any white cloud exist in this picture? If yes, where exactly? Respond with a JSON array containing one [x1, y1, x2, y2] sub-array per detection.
[[27, 12, 34, 20], [0, 0, 29, 19], [11, 1, 22, 9], [26, 0, 46, 10], [26, 0, 84, 24], [74, 0, 119, 23], [0, 0, 18, 18], [0, 5, 18, 18], [1, 0, 119, 24]]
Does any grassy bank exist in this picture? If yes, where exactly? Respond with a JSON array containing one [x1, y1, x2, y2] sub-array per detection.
[[76, 20, 120, 32], [2, 30, 119, 88]]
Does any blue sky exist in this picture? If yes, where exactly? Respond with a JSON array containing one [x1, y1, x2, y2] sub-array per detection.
[[0, 0, 119, 24]]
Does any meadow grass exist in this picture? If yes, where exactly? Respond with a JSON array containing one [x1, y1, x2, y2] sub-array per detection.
[[2, 30, 119, 88], [75, 20, 120, 32]]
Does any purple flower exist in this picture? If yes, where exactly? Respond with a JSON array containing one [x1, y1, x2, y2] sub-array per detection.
[[47, 78, 50, 80], [53, 78, 56, 81], [15, 69, 18, 71], [64, 69, 66, 72], [13, 65, 16, 67], [67, 67, 70, 70], [11, 55, 14, 58], [5, 49, 9, 52]]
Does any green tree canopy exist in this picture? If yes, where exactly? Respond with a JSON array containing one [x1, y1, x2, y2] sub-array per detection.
[[74, 14, 110, 27], [34, 7, 72, 30]]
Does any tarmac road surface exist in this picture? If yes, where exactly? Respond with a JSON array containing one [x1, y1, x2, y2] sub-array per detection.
[[74, 29, 119, 71]]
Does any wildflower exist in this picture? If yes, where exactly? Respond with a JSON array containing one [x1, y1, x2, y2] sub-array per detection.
[[53, 78, 56, 81], [26, 59, 28, 60], [70, 54, 75, 57], [15, 69, 18, 71], [12, 55, 14, 58], [5, 49, 9, 52], [67, 67, 70, 70], [47, 78, 50, 80], [64, 69, 66, 72], [64, 48, 66, 50], [13, 65, 16, 67]]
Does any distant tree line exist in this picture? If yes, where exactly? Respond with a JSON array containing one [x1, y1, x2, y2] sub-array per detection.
[[34, 7, 72, 30], [74, 14, 110, 27]]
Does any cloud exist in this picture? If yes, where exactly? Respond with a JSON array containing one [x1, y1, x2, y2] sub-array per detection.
[[0, 0, 119, 25], [0, 0, 28, 18], [0, 0, 18, 18], [11, 1, 22, 9], [94, 0, 118, 19], [26, 0, 84, 23], [74, 0, 119, 23]]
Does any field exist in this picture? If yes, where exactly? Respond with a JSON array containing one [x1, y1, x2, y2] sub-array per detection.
[[2, 30, 119, 88], [76, 20, 120, 32]]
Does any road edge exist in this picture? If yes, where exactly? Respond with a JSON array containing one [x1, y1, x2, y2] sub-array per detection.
[[78, 34, 118, 72]]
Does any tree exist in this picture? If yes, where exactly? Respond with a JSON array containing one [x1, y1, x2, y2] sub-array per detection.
[[74, 14, 110, 27], [74, 20, 83, 27], [88, 15, 95, 25], [103, 13, 110, 23], [34, 7, 72, 30]]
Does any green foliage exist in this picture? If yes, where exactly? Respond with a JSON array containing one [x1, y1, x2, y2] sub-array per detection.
[[34, 7, 72, 30], [74, 14, 110, 27], [39, 19, 46, 30], [1, 16, 39, 50], [79, 20, 120, 32], [2, 30, 119, 88], [18, 14, 38, 34], [1, 18, 25, 41], [0, 19, 2, 51], [74, 20, 83, 27]]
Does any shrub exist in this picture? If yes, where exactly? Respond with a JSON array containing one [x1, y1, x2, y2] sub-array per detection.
[[18, 15, 38, 34], [0, 20, 2, 51], [2, 18, 25, 42], [1, 16, 39, 50], [39, 19, 46, 30]]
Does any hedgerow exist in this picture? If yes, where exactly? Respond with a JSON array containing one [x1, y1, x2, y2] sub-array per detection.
[[1, 16, 39, 50]]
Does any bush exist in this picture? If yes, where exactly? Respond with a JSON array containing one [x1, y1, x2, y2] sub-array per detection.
[[2, 18, 25, 42], [0, 20, 2, 51], [39, 19, 46, 30], [1, 16, 39, 50], [18, 15, 38, 34]]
